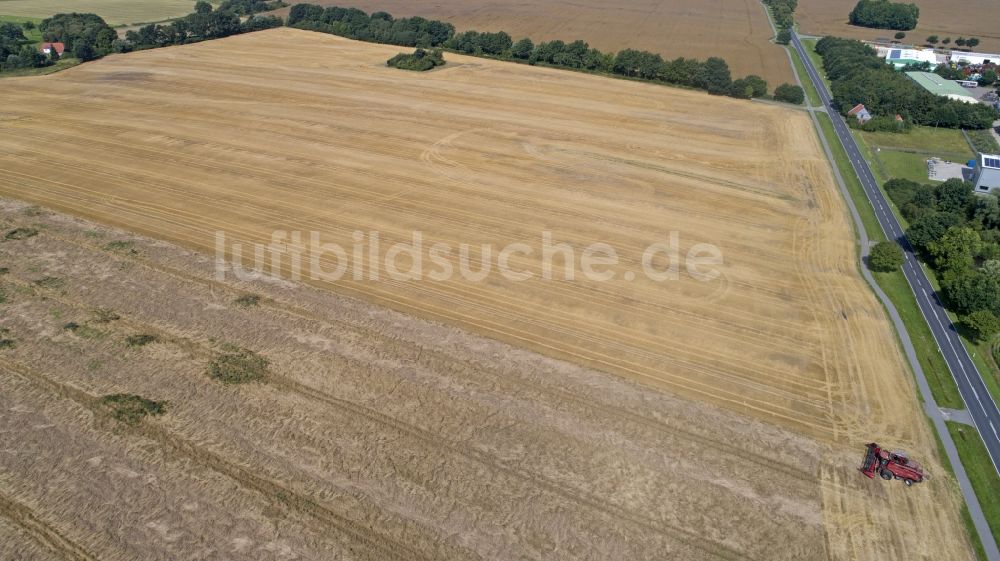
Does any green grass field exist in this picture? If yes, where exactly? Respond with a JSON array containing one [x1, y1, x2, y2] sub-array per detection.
[[0, 0, 196, 26], [947, 422, 1000, 554], [801, 38, 830, 90], [0, 15, 42, 42]]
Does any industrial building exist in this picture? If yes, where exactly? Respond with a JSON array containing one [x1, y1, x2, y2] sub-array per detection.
[[904, 71, 979, 103], [973, 154, 1000, 194], [884, 48, 940, 68], [950, 51, 1000, 66]]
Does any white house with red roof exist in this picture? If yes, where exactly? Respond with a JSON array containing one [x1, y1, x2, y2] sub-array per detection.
[[39, 42, 65, 56]]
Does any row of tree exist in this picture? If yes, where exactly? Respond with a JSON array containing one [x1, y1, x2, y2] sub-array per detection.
[[216, 0, 286, 16], [387, 48, 445, 71], [762, 0, 797, 45], [0, 22, 54, 72], [849, 0, 919, 31], [816, 36, 999, 129], [289, 4, 806, 103], [884, 178, 1000, 339], [287, 5, 455, 48], [125, 1, 282, 50]]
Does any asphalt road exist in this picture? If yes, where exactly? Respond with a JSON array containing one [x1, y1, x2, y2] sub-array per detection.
[[790, 33, 1000, 479]]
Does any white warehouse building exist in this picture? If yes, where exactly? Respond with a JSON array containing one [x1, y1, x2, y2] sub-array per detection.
[[951, 51, 1000, 66], [885, 48, 940, 68], [973, 154, 1000, 194]]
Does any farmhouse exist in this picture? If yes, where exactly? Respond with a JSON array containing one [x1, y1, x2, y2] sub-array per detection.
[[884, 48, 939, 69], [973, 154, 1000, 194], [951, 51, 1000, 66], [39, 42, 64, 56], [904, 71, 979, 103], [847, 103, 872, 123]]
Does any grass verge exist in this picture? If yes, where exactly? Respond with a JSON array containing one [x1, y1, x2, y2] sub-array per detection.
[[947, 421, 1000, 554], [788, 46, 821, 107]]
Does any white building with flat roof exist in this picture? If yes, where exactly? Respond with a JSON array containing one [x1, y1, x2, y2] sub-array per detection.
[[885, 48, 940, 68], [951, 51, 1000, 66], [973, 154, 1000, 194]]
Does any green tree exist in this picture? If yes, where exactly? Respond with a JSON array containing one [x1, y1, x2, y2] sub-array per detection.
[[956, 37, 966, 46], [964, 310, 1000, 341], [73, 42, 95, 61], [942, 37, 951, 45], [869, 241, 904, 271], [195, 0, 213, 14], [776, 28, 791, 45], [927, 35, 938, 44], [744, 74, 768, 97], [697, 57, 732, 95], [894, 31, 905, 40], [774, 83, 805, 104], [978, 69, 997, 86], [967, 37, 980, 48], [21, 21, 35, 31], [928, 226, 981, 271], [511, 37, 533, 59]]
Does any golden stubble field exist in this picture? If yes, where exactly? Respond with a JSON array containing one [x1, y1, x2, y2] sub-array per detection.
[[273, 0, 794, 86], [797, 0, 1000, 54], [0, 28, 974, 559]]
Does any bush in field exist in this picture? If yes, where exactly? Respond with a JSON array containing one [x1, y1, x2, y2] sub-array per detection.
[[100, 393, 167, 425], [869, 240, 904, 271], [208, 348, 269, 383], [849, 0, 919, 30], [387, 48, 445, 71]]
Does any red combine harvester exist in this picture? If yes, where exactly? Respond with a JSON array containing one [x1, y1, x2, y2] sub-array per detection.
[[860, 443, 927, 486]]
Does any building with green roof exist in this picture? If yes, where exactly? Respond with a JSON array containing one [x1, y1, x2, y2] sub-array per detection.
[[904, 71, 979, 104]]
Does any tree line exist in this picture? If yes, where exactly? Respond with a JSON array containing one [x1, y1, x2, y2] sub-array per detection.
[[816, 36, 999, 129], [849, 0, 919, 31], [288, 4, 806, 103], [884, 178, 1000, 340], [125, 1, 282, 50], [762, 0, 797, 45]]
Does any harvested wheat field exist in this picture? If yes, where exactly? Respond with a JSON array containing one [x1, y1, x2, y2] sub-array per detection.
[[797, 0, 1000, 54], [273, 0, 794, 86], [0, 28, 974, 559]]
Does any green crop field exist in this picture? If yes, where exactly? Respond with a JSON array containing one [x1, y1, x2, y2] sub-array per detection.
[[0, 0, 196, 26]]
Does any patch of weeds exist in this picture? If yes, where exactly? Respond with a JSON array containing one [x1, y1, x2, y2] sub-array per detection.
[[103, 240, 139, 256], [49, 308, 62, 320], [126, 334, 157, 348], [83, 230, 103, 239], [65, 323, 104, 340], [0, 287, 6, 304], [22, 206, 43, 217], [0, 267, 9, 275], [5, 227, 39, 241], [99, 394, 167, 426], [233, 294, 261, 308], [86, 359, 102, 371], [0, 327, 12, 349], [208, 348, 269, 384], [92, 308, 120, 324], [32, 277, 64, 290]]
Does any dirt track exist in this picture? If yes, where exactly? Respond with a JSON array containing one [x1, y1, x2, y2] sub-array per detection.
[[272, 0, 794, 86], [0, 29, 977, 559]]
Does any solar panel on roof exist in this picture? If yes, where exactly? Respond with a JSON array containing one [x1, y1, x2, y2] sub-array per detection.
[[984, 157, 1000, 168], [890, 50, 901, 59]]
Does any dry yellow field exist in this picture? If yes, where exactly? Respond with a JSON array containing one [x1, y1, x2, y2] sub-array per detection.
[[796, 0, 1000, 54], [274, 0, 794, 87], [0, 27, 975, 559]]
